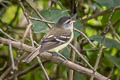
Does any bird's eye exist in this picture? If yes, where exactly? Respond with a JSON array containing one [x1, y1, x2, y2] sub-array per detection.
[[65, 20, 71, 24]]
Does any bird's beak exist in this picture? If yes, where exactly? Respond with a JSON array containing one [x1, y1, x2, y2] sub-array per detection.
[[70, 20, 76, 24]]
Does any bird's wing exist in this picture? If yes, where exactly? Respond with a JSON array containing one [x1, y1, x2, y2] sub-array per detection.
[[23, 29, 72, 63], [39, 33, 71, 53]]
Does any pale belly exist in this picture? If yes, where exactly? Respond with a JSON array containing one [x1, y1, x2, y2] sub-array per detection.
[[48, 32, 73, 52]]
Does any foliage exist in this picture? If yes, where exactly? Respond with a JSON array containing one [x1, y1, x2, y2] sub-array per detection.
[[0, 0, 120, 80]]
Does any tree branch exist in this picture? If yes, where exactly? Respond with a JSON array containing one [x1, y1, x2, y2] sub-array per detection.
[[0, 37, 110, 80], [81, 5, 120, 22]]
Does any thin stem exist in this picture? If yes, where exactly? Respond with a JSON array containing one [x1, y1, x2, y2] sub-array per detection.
[[74, 28, 96, 48], [109, 22, 120, 41], [0, 61, 7, 71], [0, 37, 110, 80], [37, 57, 50, 80], [29, 26, 50, 80], [18, 0, 33, 42], [69, 41, 76, 80], [30, 17, 55, 24], [9, 41, 17, 70], [25, 0, 52, 28], [90, 44, 103, 80], [69, 43, 94, 70], [0, 28, 16, 41]]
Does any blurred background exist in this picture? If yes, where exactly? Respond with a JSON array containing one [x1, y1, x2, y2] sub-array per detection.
[[0, 0, 120, 80]]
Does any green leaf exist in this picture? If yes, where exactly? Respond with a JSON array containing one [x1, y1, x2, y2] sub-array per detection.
[[101, 10, 120, 25], [24, 72, 32, 80], [32, 20, 47, 33], [90, 35, 120, 49], [74, 20, 83, 40], [60, 47, 71, 58], [32, 7, 69, 33], [95, 0, 120, 8], [34, 70, 42, 80], [74, 20, 83, 30], [74, 72, 86, 80], [105, 54, 120, 70], [111, 10, 120, 24], [40, 7, 69, 22]]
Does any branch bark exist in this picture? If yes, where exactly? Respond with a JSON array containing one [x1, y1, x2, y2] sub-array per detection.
[[0, 37, 110, 80]]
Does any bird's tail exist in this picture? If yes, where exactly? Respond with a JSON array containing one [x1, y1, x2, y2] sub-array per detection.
[[23, 46, 41, 63]]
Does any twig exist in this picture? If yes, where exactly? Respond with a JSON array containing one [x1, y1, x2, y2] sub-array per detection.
[[8, 60, 49, 79], [81, 5, 120, 22], [0, 28, 16, 41], [29, 16, 55, 24], [69, 43, 94, 70], [0, 37, 110, 80], [37, 57, 50, 80], [22, 23, 32, 42], [29, 27, 50, 80], [113, 19, 120, 27], [107, 66, 114, 79], [69, 41, 76, 80], [90, 44, 103, 80], [2, 0, 11, 5], [18, 0, 33, 42], [17, 63, 39, 77], [8, 64, 39, 79], [90, 6, 116, 80], [0, 67, 11, 80], [109, 20, 120, 41], [9, 41, 18, 80], [0, 61, 7, 71], [25, 0, 52, 28], [74, 28, 96, 48], [29, 29, 34, 46], [1, 2, 8, 8], [18, 0, 29, 23], [9, 41, 17, 70]]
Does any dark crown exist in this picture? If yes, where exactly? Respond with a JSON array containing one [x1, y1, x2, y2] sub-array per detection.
[[57, 16, 71, 24]]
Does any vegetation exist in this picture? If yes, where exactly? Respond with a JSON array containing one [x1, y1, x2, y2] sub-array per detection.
[[0, 0, 120, 80]]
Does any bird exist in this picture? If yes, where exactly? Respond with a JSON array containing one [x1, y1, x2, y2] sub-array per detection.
[[23, 16, 75, 63]]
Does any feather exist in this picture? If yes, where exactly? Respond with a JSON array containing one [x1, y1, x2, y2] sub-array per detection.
[[23, 25, 73, 63]]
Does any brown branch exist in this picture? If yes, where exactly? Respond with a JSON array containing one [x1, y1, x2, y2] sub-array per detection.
[[74, 28, 96, 48], [109, 21, 120, 41], [29, 28, 50, 80], [69, 43, 94, 70], [113, 19, 120, 27], [0, 28, 16, 41], [0, 61, 7, 71], [69, 41, 76, 80], [25, 0, 52, 28], [90, 6, 117, 80], [107, 66, 114, 79], [9, 41, 17, 70], [90, 45, 103, 80], [8, 60, 49, 80], [18, 0, 32, 42], [0, 67, 11, 80], [29, 17, 55, 24], [81, 5, 120, 22], [0, 37, 110, 80], [37, 57, 50, 80]]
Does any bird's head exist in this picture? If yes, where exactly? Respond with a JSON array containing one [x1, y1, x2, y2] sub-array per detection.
[[56, 16, 75, 30]]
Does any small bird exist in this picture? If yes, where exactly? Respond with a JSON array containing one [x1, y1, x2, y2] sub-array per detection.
[[24, 16, 75, 63]]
